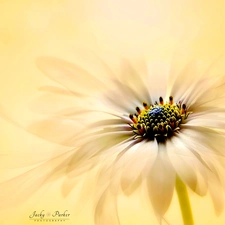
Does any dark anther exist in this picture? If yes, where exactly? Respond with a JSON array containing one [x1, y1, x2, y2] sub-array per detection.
[[136, 107, 141, 114], [143, 102, 148, 107]]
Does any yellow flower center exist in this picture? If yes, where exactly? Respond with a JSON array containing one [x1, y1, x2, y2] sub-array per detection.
[[129, 96, 189, 142]]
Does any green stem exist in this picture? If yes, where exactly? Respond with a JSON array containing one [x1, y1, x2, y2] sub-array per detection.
[[175, 176, 194, 225]]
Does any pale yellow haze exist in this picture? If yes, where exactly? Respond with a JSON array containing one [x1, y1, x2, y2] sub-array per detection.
[[0, 0, 225, 224]]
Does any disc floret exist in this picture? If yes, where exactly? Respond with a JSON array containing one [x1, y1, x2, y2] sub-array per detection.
[[129, 96, 189, 141]]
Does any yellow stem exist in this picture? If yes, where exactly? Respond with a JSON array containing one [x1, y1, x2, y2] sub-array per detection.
[[175, 176, 194, 225]]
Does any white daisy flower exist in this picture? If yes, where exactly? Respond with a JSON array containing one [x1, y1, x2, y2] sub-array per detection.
[[2, 51, 225, 225]]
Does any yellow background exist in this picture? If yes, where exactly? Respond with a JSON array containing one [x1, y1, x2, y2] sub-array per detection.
[[1, 0, 225, 224]]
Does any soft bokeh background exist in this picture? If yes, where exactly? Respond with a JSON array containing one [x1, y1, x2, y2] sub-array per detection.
[[1, 0, 225, 224]]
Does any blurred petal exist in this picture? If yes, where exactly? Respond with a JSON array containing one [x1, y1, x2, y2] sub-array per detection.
[[28, 117, 79, 146], [95, 188, 120, 225], [36, 56, 106, 97], [0, 150, 73, 208]]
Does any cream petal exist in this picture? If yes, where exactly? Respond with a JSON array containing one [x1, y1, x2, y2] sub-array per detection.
[[186, 113, 225, 130], [177, 131, 214, 168], [146, 61, 170, 101], [167, 54, 225, 111], [29, 86, 85, 114], [178, 129, 223, 171], [95, 188, 121, 225], [102, 60, 170, 113], [94, 149, 123, 223], [0, 150, 73, 208], [66, 133, 133, 178], [61, 168, 95, 208], [101, 79, 149, 113], [61, 175, 79, 197], [168, 61, 202, 102], [189, 79, 225, 110], [57, 109, 131, 125], [27, 107, 131, 147], [28, 117, 80, 146], [62, 125, 133, 151], [0, 107, 79, 147], [87, 118, 131, 129], [92, 139, 146, 197], [0, 148, 67, 168], [79, 52, 152, 106], [118, 59, 152, 104], [181, 125, 225, 157], [35, 55, 153, 115], [213, 160, 225, 189], [194, 171, 208, 197], [208, 175, 225, 216], [187, 56, 225, 109], [36, 57, 107, 97], [176, 129, 225, 197], [167, 139, 198, 193], [119, 140, 157, 196], [189, 106, 225, 115], [147, 143, 175, 216], [167, 44, 198, 85], [169, 134, 211, 196]]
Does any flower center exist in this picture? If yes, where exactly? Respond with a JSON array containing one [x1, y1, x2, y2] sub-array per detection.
[[129, 96, 189, 142]]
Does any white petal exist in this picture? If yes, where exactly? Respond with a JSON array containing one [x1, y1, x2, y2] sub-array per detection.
[[167, 138, 198, 193], [119, 59, 152, 104], [147, 143, 175, 216], [95, 188, 120, 225], [176, 129, 225, 196], [101, 79, 149, 113], [208, 175, 224, 216], [186, 114, 225, 131], [168, 61, 202, 102], [119, 140, 158, 196], [194, 170, 208, 196], [187, 55, 225, 109], [181, 125, 225, 156], [66, 133, 133, 178], [146, 61, 170, 101]]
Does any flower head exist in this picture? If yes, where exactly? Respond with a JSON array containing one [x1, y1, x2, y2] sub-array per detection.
[[9, 52, 225, 224]]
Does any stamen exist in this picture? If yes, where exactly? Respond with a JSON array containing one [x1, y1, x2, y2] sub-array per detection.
[[181, 104, 186, 114], [129, 114, 137, 124], [169, 96, 173, 105], [136, 106, 141, 115], [159, 97, 164, 105], [129, 96, 189, 142], [143, 102, 148, 110]]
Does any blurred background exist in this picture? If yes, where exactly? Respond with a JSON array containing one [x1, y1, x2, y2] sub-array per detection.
[[1, 0, 225, 224]]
